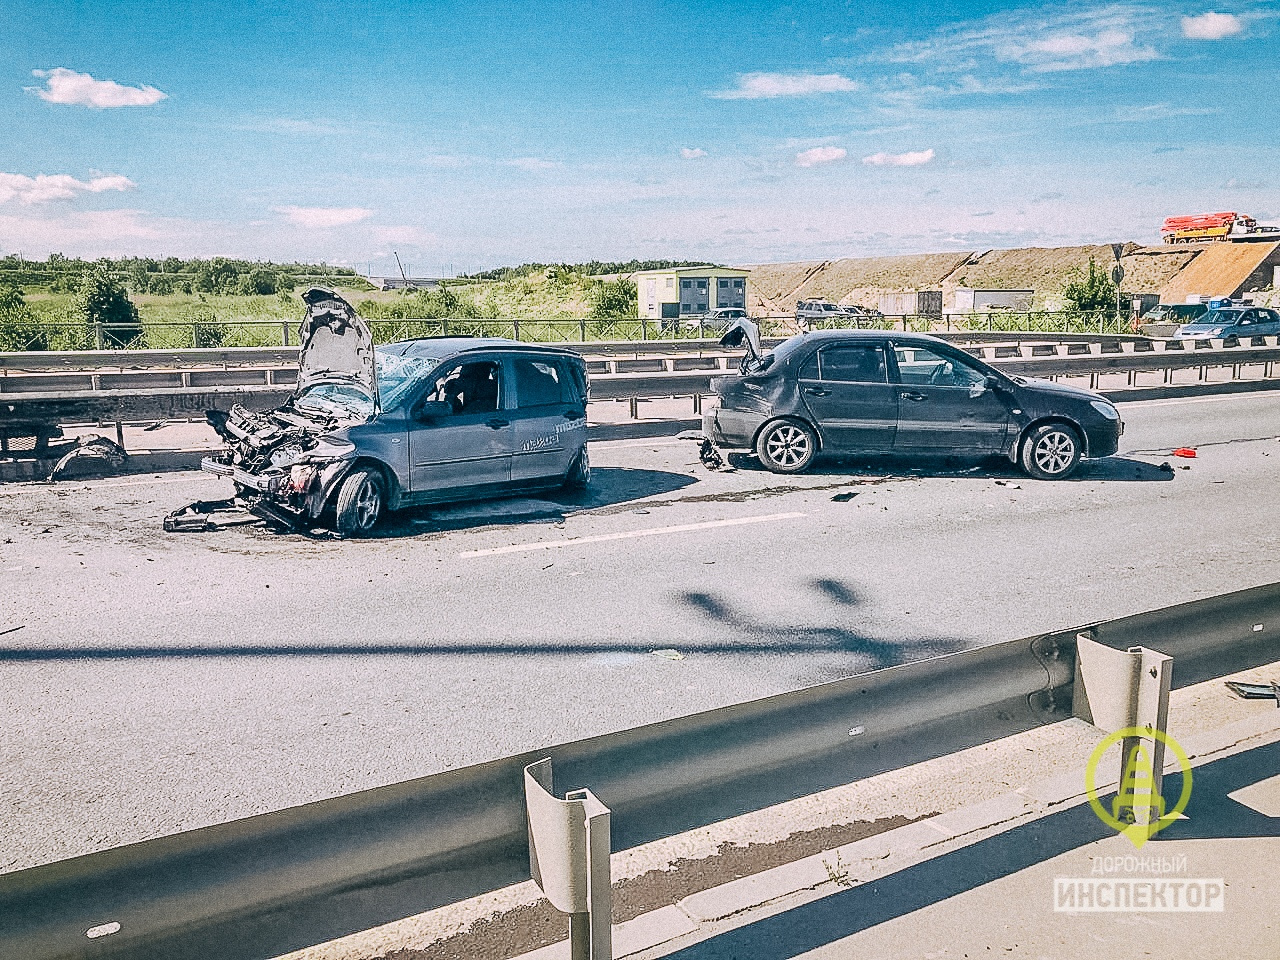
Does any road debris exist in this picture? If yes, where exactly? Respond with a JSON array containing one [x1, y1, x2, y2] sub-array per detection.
[[831, 491, 859, 502], [0, 624, 25, 638], [1225, 680, 1280, 705], [994, 480, 1022, 489], [163, 498, 261, 533], [698, 438, 725, 470], [1172, 447, 1197, 458], [48, 436, 128, 481], [651, 648, 684, 661]]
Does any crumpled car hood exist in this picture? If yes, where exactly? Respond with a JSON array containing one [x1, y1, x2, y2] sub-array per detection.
[[296, 287, 378, 407]]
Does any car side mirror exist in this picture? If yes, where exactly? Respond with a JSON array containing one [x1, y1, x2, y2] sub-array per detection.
[[971, 375, 999, 398], [416, 400, 453, 421]]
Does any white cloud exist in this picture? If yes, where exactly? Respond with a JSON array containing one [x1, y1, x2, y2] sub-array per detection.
[[27, 68, 167, 108], [273, 206, 374, 229], [506, 157, 561, 171], [0, 171, 135, 205], [862, 148, 935, 167], [712, 72, 860, 99], [795, 146, 847, 167], [1181, 11, 1244, 40], [680, 147, 708, 159], [886, 7, 1159, 73]]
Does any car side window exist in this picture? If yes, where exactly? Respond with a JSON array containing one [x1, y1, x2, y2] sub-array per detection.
[[895, 345, 986, 388], [426, 360, 502, 414], [798, 353, 819, 379], [513, 357, 568, 408], [819, 345, 888, 383]]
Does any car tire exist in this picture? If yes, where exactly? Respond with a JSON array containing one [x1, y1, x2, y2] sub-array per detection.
[[334, 466, 384, 537], [1020, 423, 1082, 480], [562, 446, 590, 490], [756, 419, 817, 474]]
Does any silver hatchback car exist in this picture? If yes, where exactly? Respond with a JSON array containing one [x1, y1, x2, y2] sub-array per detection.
[[201, 289, 589, 536]]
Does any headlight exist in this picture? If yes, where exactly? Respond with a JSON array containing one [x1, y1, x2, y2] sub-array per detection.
[[305, 438, 357, 460], [1090, 400, 1120, 420]]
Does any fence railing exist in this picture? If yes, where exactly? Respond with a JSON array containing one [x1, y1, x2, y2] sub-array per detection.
[[0, 311, 1136, 353]]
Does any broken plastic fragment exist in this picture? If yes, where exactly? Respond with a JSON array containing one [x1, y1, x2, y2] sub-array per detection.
[[651, 648, 684, 661], [1224, 680, 1280, 705], [1172, 448, 1197, 458], [48, 436, 128, 481]]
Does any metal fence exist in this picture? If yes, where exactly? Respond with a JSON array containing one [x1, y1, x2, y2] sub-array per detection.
[[0, 311, 1136, 353]]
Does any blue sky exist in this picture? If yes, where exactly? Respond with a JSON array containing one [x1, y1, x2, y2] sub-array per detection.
[[0, 0, 1276, 273]]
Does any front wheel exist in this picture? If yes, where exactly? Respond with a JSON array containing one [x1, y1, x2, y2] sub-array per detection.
[[562, 446, 590, 490], [756, 420, 817, 474], [334, 467, 384, 537], [1020, 423, 1081, 480]]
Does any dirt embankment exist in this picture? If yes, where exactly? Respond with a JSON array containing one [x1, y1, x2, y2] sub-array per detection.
[[743, 243, 1204, 314]]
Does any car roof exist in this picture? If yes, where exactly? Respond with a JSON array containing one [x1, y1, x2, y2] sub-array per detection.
[[379, 337, 583, 361], [787, 329, 944, 344]]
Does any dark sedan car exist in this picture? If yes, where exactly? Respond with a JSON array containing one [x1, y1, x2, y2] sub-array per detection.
[[703, 325, 1122, 480]]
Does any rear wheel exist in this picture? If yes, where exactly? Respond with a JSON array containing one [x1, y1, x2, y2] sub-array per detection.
[[756, 420, 817, 474], [1020, 423, 1081, 480], [334, 467, 383, 537]]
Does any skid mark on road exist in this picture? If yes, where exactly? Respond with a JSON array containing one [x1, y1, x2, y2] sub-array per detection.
[[459, 512, 805, 557]]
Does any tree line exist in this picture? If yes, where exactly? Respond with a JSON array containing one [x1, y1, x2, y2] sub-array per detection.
[[0, 254, 361, 296]]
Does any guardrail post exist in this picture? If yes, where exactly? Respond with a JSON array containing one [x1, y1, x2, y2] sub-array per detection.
[[525, 758, 612, 960], [1072, 634, 1173, 831], [513, 318, 521, 341], [94, 322, 104, 350], [580, 318, 587, 342], [282, 322, 291, 347]]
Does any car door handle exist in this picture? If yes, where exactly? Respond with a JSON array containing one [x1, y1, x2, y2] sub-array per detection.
[[900, 391, 927, 402], [804, 387, 831, 397], [486, 418, 510, 429]]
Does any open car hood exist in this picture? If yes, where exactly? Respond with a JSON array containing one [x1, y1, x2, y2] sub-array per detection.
[[295, 287, 378, 407], [719, 316, 762, 364]]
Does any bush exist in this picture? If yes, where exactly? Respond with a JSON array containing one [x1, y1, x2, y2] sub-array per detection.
[[0, 282, 49, 350], [1063, 258, 1118, 315], [589, 276, 637, 321], [189, 305, 227, 348], [77, 265, 144, 347]]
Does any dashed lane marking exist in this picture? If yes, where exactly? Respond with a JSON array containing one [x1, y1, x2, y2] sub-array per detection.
[[459, 512, 806, 558]]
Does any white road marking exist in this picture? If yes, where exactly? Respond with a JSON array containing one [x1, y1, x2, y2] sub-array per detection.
[[460, 512, 805, 557], [1125, 392, 1280, 408]]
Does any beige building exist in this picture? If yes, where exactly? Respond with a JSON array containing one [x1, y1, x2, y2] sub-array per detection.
[[633, 266, 750, 322]]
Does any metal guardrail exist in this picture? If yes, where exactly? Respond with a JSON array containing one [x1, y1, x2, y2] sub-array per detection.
[[2, 584, 1277, 960], [4, 340, 1280, 431]]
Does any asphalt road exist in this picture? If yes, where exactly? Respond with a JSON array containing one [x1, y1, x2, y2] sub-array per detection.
[[3, 391, 1280, 872]]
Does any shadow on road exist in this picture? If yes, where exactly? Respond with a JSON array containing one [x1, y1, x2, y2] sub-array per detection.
[[363, 466, 698, 538], [661, 739, 1280, 959], [679, 576, 970, 675], [725, 452, 1173, 483]]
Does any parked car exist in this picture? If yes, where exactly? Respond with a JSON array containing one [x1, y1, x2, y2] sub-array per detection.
[[1173, 306, 1280, 343], [201, 288, 589, 536], [1144, 303, 1207, 325], [795, 299, 883, 327], [706, 322, 1122, 480], [687, 306, 749, 332]]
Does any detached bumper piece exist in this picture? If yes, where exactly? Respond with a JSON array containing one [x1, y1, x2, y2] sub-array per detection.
[[163, 498, 259, 533], [1225, 680, 1280, 705]]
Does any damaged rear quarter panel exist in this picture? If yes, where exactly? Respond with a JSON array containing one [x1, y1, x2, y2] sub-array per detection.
[[708, 354, 813, 451]]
